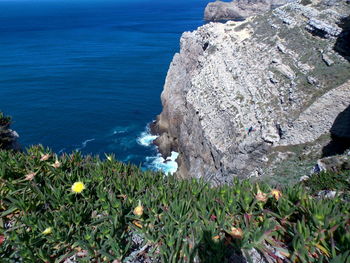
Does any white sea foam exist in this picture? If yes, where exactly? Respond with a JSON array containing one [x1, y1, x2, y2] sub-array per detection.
[[145, 151, 179, 175], [137, 130, 158, 146], [138, 124, 179, 174]]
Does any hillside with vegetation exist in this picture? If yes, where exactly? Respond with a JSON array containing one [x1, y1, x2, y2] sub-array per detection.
[[0, 113, 350, 263]]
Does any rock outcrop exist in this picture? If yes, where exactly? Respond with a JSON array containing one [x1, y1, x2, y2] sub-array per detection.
[[155, 0, 350, 184], [204, 0, 296, 21], [314, 154, 350, 173], [0, 115, 19, 150]]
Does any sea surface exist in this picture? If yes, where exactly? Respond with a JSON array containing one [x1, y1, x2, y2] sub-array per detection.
[[0, 0, 207, 173]]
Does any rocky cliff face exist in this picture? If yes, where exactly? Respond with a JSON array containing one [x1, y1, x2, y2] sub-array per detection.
[[204, 0, 295, 21], [155, 0, 350, 185]]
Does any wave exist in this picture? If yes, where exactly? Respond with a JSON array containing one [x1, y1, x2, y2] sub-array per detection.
[[138, 124, 179, 175], [137, 128, 158, 147], [144, 151, 179, 175]]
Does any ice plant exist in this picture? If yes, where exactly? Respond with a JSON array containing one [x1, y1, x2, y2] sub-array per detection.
[[229, 227, 243, 239], [25, 172, 36, 181], [255, 190, 267, 202], [52, 160, 61, 168], [42, 227, 52, 235], [133, 201, 144, 216], [71, 181, 85, 193], [40, 154, 50, 161], [271, 189, 282, 200]]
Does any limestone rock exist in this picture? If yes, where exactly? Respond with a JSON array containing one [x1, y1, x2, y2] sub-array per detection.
[[306, 18, 342, 38], [314, 155, 350, 173], [155, 0, 350, 182], [322, 53, 334, 66], [204, 0, 296, 21]]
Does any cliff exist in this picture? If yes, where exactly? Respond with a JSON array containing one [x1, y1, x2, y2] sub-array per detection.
[[204, 0, 295, 21], [155, 0, 350, 184]]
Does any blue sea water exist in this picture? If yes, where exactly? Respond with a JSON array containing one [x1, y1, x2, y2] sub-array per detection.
[[0, 0, 207, 172]]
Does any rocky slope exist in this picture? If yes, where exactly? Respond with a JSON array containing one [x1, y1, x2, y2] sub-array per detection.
[[204, 0, 295, 21], [154, 0, 350, 185]]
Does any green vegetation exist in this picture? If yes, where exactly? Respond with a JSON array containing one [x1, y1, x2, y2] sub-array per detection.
[[303, 170, 350, 195], [0, 112, 349, 262], [0, 146, 349, 263]]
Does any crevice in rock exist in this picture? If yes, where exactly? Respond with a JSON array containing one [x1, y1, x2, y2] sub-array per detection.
[[202, 42, 209, 51], [334, 15, 350, 62]]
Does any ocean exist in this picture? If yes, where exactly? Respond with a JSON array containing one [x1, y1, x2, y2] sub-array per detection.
[[0, 0, 207, 173]]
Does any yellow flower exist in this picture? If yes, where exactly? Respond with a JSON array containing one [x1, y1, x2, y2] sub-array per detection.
[[257, 215, 264, 222], [42, 227, 52, 235], [133, 202, 144, 216], [229, 227, 243, 239], [71, 182, 85, 193], [271, 189, 282, 200], [105, 154, 113, 161]]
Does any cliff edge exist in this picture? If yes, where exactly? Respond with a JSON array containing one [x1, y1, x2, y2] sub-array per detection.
[[155, 0, 350, 184]]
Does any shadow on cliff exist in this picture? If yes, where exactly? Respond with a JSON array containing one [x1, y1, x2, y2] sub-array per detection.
[[334, 15, 350, 62], [194, 231, 251, 263], [322, 105, 350, 157]]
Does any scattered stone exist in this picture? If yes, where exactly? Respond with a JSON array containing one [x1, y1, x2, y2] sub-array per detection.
[[275, 64, 296, 79], [262, 124, 281, 144], [271, 58, 281, 64], [268, 72, 279, 83], [314, 155, 350, 173], [317, 190, 337, 199], [307, 76, 318, 84], [300, 175, 310, 181], [322, 53, 334, 66], [277, 43, 287, 53], [274, 8, 297, 26], [306, 18, 342, 38]]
